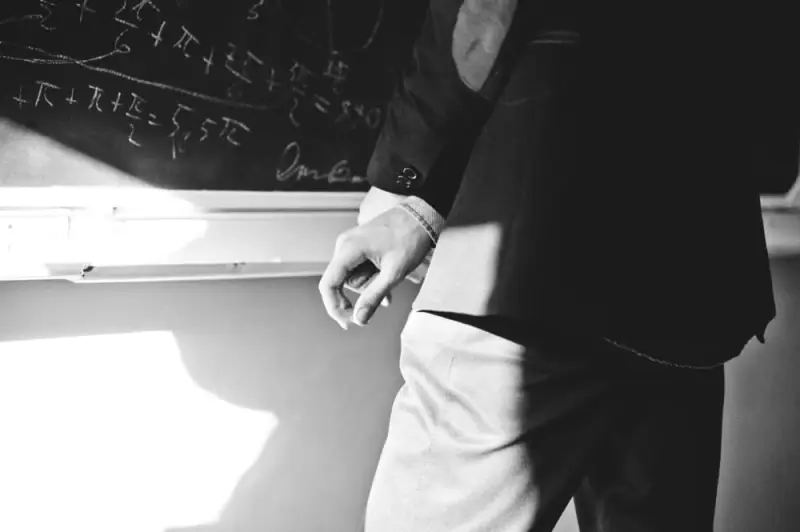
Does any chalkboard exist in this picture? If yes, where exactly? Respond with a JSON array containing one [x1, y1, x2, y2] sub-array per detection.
[[0, 0, 426, 191]]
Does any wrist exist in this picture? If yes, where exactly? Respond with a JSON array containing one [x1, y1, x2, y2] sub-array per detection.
[[397, 197, 446, 245]]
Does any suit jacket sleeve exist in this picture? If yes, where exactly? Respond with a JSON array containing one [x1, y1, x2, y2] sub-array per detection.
[[366, 0, 524, 218]]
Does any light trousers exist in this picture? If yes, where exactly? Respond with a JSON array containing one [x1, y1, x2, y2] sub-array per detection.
[[364, 311, 727, 531]]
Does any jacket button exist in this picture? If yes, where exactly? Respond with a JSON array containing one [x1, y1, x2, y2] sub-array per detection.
[[396, 167, 419, 189]]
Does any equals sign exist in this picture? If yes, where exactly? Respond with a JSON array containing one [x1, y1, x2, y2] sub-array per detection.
[[313, 95, 331, 114]]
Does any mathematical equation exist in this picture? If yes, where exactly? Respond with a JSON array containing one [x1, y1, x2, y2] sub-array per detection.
[[10, 79, 251, 156], [2, 0, 385, 118], [8, 78, 369, 185], [0, 0, 387, 184]]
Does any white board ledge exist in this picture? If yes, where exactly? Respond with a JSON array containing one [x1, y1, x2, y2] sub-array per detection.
[[1, 188, 364, 282], [0, 187, 365, 212]]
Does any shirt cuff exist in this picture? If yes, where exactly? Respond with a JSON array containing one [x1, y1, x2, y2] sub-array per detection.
[[397, 196, 446, 245]]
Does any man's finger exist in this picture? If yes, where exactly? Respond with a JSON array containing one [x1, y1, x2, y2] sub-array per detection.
[[319, 236, 368, 329], [345, 262, 391, 308], [344, 261, 378, 293], [353, 263, 401, 326]]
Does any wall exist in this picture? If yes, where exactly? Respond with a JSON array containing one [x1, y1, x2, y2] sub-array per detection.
[[0, 277, 414, 532], [0, 258, 798, 531], [716, 257, 800, 532]]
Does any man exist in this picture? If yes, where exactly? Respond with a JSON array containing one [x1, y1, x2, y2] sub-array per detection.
[[319, 1, 778, 530]]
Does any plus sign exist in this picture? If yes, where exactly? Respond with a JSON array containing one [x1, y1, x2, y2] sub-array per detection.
[[75, 0, 96, 23], [13, 87, 29, 109]]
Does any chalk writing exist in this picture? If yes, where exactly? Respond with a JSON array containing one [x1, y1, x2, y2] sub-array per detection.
[[313, 95, 331, 114], [75, 0, 96, 24], [38, 0, 56, 31], [13, 86, 29, 109], [277, 141, 364, 184], [115, 1, 139, 29], [87, 85, 104, 112], [199, 118, 217, 142], [111, 91, 125, 112], [34, 80, 59, 107], [151, 21, 166, 47], [248, 0, 266, 21], [173, 26, 199, 58], [0, 2, 386, 119], [219, 117, 250, 147], [0, 0, 389, 186], [288, 97, 300, 127], [353, 3, 384, 51], [114, 29, 133, 54], [126, 92, 147, 120], [3, 78, 263, 157], [128, 123, 142, 146], [132, 0, 160, 21], [0, 42, 284, 110], [202, 46, 214, 75], [0, 14, 45, 28], [324, 57, 349, 86], [289, 60, 313, 89], [336, 100, 382, 130], [225, 43, 252, 84], [0, 41, 123, 65], [264, 67, 280, 91], [169, 103, 194, 159], [244, 51, 264, 75]]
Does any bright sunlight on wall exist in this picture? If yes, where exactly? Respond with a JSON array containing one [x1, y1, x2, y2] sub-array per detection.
[[0, 331, 279, 532]]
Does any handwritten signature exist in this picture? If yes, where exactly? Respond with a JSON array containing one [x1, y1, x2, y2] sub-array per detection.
[[276, 141, 365, 184]]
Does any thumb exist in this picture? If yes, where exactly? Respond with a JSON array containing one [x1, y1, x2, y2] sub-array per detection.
[[352, 266, 399, 326]]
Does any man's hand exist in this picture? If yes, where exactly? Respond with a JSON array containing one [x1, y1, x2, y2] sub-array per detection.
[[357, 186, 434, 290], [319, 206, 433, 329]]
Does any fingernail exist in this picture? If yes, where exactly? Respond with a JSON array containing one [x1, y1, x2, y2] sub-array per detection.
[[355, 307, 370, 325]]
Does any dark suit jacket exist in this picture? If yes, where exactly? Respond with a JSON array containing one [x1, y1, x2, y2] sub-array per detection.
[[366, 0, 781, 367]]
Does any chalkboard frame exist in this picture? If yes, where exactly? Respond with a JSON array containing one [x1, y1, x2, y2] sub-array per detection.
[[0, 187, 365, 211], [0, 187, 366, 282]]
